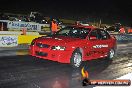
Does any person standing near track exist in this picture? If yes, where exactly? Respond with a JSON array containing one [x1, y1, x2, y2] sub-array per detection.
[[119, 26, 125, 34], [51, 19, 58, 34]]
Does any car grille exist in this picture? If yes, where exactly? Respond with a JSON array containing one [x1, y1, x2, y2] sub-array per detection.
[[36, 43, 50, 48], [36, 51, 48, 57]]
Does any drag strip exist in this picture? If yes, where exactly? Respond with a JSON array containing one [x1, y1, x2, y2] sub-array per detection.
[[0, 43, 131, 88]]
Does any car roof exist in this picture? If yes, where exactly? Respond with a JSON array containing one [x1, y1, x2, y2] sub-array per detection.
[[71, 24, 96, 30]]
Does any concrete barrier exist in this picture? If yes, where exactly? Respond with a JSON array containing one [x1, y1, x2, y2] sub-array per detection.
[[0, 31, 39, 35], [0, 34, 45, 47], [112, 34, 132, 43], [0, 35, 18, 47], [0, 33, 131, 47], [18, 35, 44, 44]]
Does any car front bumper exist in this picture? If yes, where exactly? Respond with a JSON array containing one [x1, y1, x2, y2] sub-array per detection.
[[29, 45, 73, 63]]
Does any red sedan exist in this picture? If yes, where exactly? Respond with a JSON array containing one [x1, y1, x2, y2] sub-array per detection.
[[30, 26, 117, 68]]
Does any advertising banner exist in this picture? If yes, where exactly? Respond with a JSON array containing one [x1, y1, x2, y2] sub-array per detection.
[[7, 21, 51, 32], [0, 35, 18, 47], [7, 21, 41, 31]]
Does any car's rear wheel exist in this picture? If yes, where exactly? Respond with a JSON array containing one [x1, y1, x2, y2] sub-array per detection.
[[70, 49, 82, 68], [107, 48, 115, 60]]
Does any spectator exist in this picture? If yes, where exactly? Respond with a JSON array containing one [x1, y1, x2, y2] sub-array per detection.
[[119, 26, 125, 34], [51, 19, 58, 34]]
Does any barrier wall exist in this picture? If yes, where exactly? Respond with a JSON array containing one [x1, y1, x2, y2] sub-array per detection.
[[0, 35, 44, 47], [0, 31, 41, 47], [112, 34, 132, 43], [0, 35, 18, 47], [18, 35, 43, 44], [0, 33, 131, 47], [0, 31, 39, 35]]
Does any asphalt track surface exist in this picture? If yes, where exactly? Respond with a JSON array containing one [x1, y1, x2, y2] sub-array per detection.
[[0, 43, 131, 88]]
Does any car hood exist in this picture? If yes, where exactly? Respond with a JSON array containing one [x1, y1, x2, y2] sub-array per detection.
[[36, 36, 82, 46]]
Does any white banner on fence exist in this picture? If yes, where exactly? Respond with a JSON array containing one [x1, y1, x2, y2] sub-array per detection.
[[0, 35, 18, 47], [0, 20, 51, 32], [7, 21, 41, 31]]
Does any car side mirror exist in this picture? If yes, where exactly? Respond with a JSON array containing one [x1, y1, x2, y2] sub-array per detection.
[[90, 36, 97, 40]]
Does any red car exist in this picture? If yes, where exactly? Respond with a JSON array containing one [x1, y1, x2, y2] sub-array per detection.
[[30, 25, 117, 68]]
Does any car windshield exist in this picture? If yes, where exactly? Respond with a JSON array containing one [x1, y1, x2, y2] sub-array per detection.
[[53, 26, 91, 39]]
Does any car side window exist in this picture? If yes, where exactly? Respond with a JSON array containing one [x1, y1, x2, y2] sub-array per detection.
[[98, 30, 110, 40], [89, 30, 99, 40]]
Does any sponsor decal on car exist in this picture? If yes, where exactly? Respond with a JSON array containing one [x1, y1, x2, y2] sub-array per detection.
[[54, 38, 62, 40], [86, 51, 105, 56], [93, 45, 108, 48]]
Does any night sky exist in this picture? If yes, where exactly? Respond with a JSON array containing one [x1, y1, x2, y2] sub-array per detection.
[[0, 0, 132, 24]]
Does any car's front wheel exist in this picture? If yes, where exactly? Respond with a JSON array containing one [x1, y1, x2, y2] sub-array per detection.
[[70, 49, 82, 68]]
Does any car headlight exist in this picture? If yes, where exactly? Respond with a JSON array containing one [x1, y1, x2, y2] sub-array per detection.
[[51, 46, 66, 50]]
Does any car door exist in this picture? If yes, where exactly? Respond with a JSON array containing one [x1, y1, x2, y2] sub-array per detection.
[[97, 29, 111, 56], [85, 29, 102, 60]]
